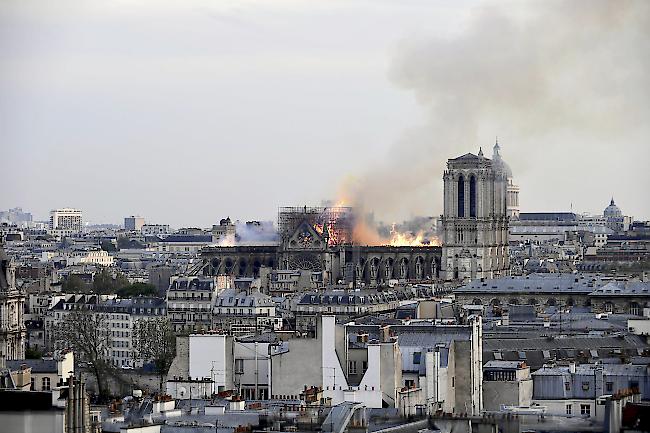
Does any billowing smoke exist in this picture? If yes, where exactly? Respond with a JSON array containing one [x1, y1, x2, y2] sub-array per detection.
[[216, 220, 279, 246], [339, 0, 650, 221], [235, 221, 278, 243]]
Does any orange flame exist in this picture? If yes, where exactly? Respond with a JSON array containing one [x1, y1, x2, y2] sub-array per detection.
[[387, 223, 426, 246]]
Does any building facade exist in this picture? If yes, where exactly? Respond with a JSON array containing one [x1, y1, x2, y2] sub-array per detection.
[[0, 243, 26, 364], [441, 144, 510, 281], [49, 208, 83, 236], [124, 216, 145, 232], [166, 276, 221, 333]]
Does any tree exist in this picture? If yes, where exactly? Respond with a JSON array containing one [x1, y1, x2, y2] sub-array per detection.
[[93, 268, 129, 294], [53, 308, 113, 399], [100, 240, 117, 252], [117, 282, 158, 298], [132, 318, 176, 390], [62, 274, 88, 292], [25, 346, 43, 359]]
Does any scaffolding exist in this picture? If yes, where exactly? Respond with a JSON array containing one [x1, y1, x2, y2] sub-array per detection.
[[277, 206, 354, 246]]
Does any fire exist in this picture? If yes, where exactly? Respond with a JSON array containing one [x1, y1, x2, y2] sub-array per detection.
[[352, 220, 438, 247], [387, 223, 426, 246]]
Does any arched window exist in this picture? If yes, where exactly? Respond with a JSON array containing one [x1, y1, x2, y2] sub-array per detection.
[[458, 175, 465, 217], [42, 377, 51, 391], [469, 175, 477, 218]]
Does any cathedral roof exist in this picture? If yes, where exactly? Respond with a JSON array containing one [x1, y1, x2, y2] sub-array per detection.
[[450, 152, 485, 161]]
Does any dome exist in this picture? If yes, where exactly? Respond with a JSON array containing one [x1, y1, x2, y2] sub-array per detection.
[[492, 140, 513, 177], [604, 198, 622, 218]]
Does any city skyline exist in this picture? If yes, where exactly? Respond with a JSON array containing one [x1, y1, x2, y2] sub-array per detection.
[[2, 0, 649, 227]]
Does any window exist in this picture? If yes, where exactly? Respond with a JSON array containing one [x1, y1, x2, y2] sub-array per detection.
[[582, 381, 590, 391], [469, 175, 476, 218], [458, 176, 465, 217], [349, 361, 357, 374], [235, 359, 244, 374], [405, 379, 415, 389], [606, 382, 613, 392], [42, 377, 51, 391], [580, 404, 591, 417], [362, 361, 368, 372], [566, 404, 572, 415], [565, 382, 571, 391], [413, 352, 422, 365]]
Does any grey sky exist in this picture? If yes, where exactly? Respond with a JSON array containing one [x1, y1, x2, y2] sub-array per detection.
[[1, 0, 648, 227]]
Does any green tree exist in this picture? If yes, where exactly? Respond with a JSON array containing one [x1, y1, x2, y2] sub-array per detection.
[[117, 282, 158, 298], [93, 268, 129, 294], [132, 318, 176, 390], [53, 308, 113, 399], [62, 274, 88, 292], [25, 347, 43, 359]]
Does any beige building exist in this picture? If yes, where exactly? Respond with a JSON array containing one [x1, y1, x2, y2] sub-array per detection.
[[441, 143, 510, 281], [66, 249, 114, 266]]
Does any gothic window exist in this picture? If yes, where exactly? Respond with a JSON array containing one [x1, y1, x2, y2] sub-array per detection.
[[469, 175, 477, 217], [458, 175, 465, 217]]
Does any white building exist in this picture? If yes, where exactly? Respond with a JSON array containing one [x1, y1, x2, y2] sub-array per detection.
[[212, 289, 279, 335], [180, 334, 272, 400], [65, 249, 114, 267], [155, 234, 212, 253], [49, 208, 83, 236], [46, 294, 166, 368]]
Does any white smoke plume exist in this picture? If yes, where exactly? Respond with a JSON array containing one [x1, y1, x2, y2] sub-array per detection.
[[340, 0, 650, 221]]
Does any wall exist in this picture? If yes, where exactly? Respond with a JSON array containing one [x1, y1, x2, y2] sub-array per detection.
[[271, 333, 323, 398], [531, 398, 603, 422], [234, 341, 270, 399], [188, 334, 232, 394], [0, 411, 65, 433], [167, 336, 189, 380], [380, 342, 402, 407], [483, 378, 533, 411]]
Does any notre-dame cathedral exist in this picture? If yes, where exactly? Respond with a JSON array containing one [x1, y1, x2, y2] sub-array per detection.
[[0, 242, 26, 366], [441, 142, 511, 281]]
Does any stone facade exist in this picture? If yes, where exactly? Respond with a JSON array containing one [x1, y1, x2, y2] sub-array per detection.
[[0, 243, 26, 365], [441, 145, 509, 281], [198, 243, 441, 288]]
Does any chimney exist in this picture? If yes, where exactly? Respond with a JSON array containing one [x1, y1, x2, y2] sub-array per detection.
[[380, 325, 390, 343]]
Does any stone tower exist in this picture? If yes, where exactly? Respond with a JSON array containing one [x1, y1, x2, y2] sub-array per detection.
[[0, 242, 26, 366], [441, 146, 509, 281]]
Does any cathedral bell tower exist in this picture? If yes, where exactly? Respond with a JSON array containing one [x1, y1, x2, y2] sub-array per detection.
[[441, 146, 509, 281]]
